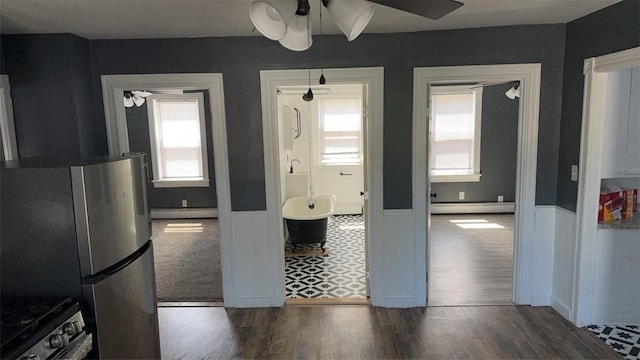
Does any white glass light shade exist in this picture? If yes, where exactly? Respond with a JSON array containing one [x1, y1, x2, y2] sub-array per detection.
[[124, 94, 134, 108], [325, 0, 375, 41], [132, 90, 153, 97], [132, 95, 146, 107], [279, 15, 312, 51], [505, 86, 520, 99], [249, 1, 287, 40]]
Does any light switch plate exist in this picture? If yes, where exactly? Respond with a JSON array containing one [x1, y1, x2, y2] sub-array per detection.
[[571, 165, 578, 182]]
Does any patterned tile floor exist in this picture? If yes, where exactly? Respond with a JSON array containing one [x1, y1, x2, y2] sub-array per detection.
[[284, 215, 367, 299], [587, 324, 640, 360]]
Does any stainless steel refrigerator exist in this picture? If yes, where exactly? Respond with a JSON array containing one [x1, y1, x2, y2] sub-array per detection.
[[1, 154, 161, 359]]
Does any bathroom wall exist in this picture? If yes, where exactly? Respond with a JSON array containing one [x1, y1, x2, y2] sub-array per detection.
[[277, 84, 365, 214]]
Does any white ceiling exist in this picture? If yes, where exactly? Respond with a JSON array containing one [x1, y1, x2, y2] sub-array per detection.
[[0, 0, 620, 40]]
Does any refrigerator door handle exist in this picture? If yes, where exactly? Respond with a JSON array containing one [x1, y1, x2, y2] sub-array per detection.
[[81, 241, 151, 284]]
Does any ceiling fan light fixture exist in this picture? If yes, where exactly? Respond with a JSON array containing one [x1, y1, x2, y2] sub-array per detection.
[[132, 94, 146, 107], [131, 90, 153, 97], [324, 0, 375, 41], [249, 1, 287, 40], [123, 92, 134, 108], [279, 14, 312, 51], [505, 85, 520, 99]]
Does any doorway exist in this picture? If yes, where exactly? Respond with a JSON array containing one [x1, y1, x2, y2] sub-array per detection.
[[412, 64, 542, 305], [427, 81, 519, 306], [277, 83, 367, 302], [260, 67, 383, 306], [100, 73, 232, 305]]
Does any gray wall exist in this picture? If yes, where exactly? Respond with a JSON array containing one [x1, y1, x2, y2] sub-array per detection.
[[125, 91, 217, 209], [557, 0, 640, 211], [0, 34, 102, 157], [431, 83, 519, 203], [89, 24, 566, 211]]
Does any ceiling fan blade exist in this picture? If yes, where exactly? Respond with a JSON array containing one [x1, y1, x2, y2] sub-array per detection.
[[368, 0, 463, 20]]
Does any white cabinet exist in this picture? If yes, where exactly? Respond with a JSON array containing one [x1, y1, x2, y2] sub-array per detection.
[[601, 67, 640, 178]]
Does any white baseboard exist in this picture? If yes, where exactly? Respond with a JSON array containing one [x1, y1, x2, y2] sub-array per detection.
[[551, 295, 572, 321], [383, 296, 417, 308], [334, 203, 363, 215], [430, 202, 515, 214], [530, 293, 551, 306], [151, 208, 218, 219]]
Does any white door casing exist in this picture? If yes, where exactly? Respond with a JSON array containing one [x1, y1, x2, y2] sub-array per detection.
[[413, 64, 542, 305], [0, 75, 19, 160], [573, 47, 640, 326], [100, 74, 233, 305], [260, 68, 385, 305]]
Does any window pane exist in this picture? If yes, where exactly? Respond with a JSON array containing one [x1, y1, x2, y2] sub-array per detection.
[[320, 99, 361, 164], [154, 99, 204, 179], [431, 92, 475, 172]]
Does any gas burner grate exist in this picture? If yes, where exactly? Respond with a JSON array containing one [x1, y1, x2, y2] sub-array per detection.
[[0, 297, 76, 356]]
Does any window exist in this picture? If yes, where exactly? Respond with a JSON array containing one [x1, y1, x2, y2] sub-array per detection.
[[430, 85, 482, 182], [317, 98, 362, 165], [147, 93, 209, 188]]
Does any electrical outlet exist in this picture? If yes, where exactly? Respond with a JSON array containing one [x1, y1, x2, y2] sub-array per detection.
[[458, 191, 465, 200], [181, 199, 188, 208], [498, 195, 504, 202]]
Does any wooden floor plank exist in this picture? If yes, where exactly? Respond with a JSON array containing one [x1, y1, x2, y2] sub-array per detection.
[[159, 305, 618, 360], [430, 214, 515, 306]]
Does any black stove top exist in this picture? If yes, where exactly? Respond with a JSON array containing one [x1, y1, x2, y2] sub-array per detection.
[[1, 297, 79, 358]]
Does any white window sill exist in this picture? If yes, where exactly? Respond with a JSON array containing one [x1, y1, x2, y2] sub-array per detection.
[[152, 178, 210, 188], [431, 173, 481, 183]]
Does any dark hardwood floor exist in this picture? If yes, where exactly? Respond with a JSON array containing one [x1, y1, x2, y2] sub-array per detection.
[[430, 214, 514, 306], [158, 305, 618, 359]]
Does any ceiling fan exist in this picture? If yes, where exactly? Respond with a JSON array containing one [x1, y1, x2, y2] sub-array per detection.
[[123, 90, 153, 108], [469, 81, 521, 99], [249, 0, 464, 51]]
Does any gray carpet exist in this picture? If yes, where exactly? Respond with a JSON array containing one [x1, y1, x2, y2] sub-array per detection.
[[151, 219, 222, 301]]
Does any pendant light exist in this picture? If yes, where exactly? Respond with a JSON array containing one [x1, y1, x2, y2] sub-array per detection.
[[303, 67, 314, 102], [302, 10, 313, 102], [319, 0, 326, 85]]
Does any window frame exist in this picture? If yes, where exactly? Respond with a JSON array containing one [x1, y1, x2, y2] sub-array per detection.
[[315, 96, 364, 166], [429, 84, 483, 183], [146, 92, 210, 188]]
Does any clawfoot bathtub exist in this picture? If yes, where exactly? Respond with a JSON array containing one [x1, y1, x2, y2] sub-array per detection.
[[282, 195, 335, 251]]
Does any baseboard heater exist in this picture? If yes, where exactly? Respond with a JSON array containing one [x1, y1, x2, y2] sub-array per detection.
[[430, 202, 515, 214], [150, 208, 218, 219]]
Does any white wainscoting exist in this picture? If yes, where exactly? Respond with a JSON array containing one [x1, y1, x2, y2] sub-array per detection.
[[552, 207, 576, 321], [372, 209, 421, 307], [530, 206, 556, 306], [150, 208, 218, 219], [227, 210, 283, 307], [431, 202, 515, 214], [591, 229, 640, 325]]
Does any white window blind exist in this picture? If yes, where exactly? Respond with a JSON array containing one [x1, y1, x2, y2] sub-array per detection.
[[430, 86, 482, 182], [318, 98, 362, 164], [148, 93, 209, 187]]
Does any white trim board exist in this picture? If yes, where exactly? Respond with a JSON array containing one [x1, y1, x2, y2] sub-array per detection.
[[0, 75, 18, 160], [150, 208, 218, 219], [430, 202, 515, 214], [414, 64, 542, 306], [260, 68, 388, 306], [100, 73, 234, 306], [573, 46, 640, 326]]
